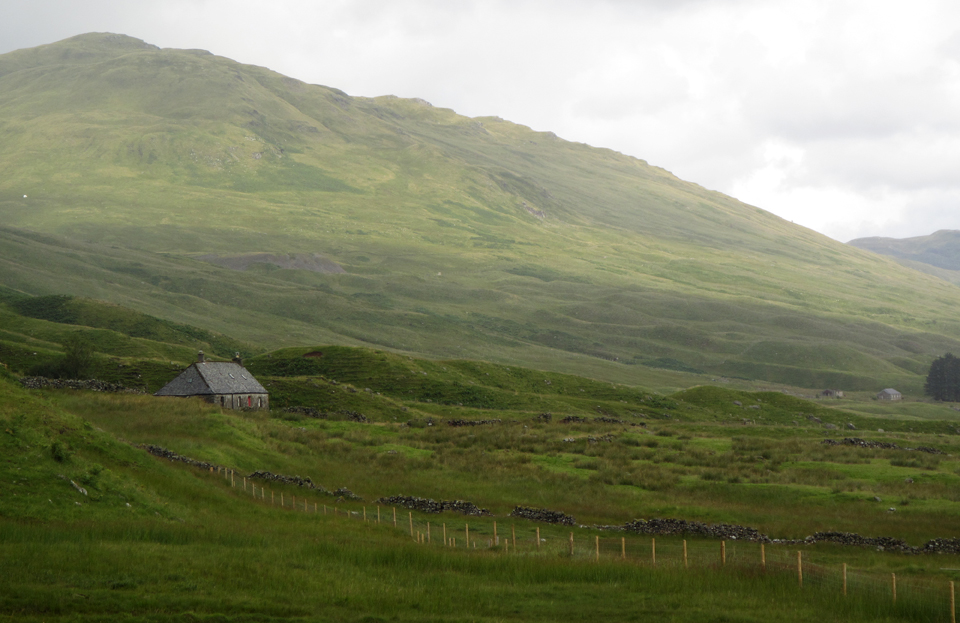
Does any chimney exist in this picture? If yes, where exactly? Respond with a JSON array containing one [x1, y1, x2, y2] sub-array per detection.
[[232, 352, 242, 366], [197, 350, 205, 363]]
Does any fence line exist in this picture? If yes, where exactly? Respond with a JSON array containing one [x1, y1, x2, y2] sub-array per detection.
[[211, 467, 957, 621]]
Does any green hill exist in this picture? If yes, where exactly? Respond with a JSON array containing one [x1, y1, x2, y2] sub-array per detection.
[[3, 33, 960, 392]]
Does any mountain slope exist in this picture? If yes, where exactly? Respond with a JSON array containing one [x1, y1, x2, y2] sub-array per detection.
[[2, 33, 960, 391]]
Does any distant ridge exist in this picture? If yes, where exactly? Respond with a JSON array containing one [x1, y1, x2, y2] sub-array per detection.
[[849, 230, 960, 272]]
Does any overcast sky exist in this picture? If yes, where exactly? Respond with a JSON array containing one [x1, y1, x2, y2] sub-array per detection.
[[4, 0, 960, 242]]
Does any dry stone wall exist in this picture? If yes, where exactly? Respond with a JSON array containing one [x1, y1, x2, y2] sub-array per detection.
[[821, 437, 945, 454], [509, 506, 576, 526], [21, 377, 145, 394], [375, 495, 493, 517]]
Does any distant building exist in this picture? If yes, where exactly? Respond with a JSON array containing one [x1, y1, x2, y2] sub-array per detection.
[[877, 388, 902, 401], [820, 389, 844, 398], [155, 351, 269, 410]]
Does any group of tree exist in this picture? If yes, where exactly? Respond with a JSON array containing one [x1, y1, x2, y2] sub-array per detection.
[[924, 353, 960, 401]]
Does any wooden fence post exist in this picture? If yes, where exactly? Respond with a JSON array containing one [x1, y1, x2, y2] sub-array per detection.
[[950, 581, 955, 623], [443, 523, 447, 546], [427, 522, 431, 544], [281, 493, 284, 507], [761, 543, 766, 572], [622, 537, 626, 560], [377, 506, 381, 524], [465, 523, 469, 548], [231, 470, 235, 487], [536, 527, 540, 550], [892, 573, 897, 604], [363, 507, 367, 522], [595, 536, 600, 562], [409, 512, 413, 537], [393, 507, 396, 527], [569, 532, 574, 557], [683, 540, 688, 569], [652, 538, 656, 566], [314, 502, 317, 513], [797, 551, 803, 588], [721, 540, 726, 566], [842, 563, 847, 596]]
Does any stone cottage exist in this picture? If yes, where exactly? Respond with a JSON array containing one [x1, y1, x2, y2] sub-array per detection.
[[154, 351, 269, 410], [876, 388, 902, 401]]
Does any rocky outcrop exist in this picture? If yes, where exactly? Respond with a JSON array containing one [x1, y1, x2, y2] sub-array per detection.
[[20, 377, 145, 394], [821, 438, 945, 454], [560, 416, 586, 424], [375, 495, 493, 517], [509, 506, 576, 526]]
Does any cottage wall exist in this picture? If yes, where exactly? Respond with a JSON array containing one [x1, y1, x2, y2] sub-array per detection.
[[207, 394, 269, 410]]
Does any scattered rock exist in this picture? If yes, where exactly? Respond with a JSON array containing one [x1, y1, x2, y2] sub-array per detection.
[[447, 419, 502, 427], [535, 413, 552, 423], [904, 478, 914, 484], [846, 423, 857, 430], [874, 496, 882, 502], [733, 401, 742, 407], [69, 480, 87, 496], [340, 410, 368, 422], [560, 416, 586, 424], [823, 423, 838, 430], [587, 434, 615, 443], [593, 416, 625, 425]]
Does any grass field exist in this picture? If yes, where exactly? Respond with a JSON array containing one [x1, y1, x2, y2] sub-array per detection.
[[4, 365, 960, 622]]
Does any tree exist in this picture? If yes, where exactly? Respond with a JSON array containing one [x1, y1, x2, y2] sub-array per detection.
[[61, 334, 94, 379], [925, 353, 960, 401]]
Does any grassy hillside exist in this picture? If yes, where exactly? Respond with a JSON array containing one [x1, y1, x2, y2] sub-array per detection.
[[3, 34, 960, 393], [4, 361, 960, 621]]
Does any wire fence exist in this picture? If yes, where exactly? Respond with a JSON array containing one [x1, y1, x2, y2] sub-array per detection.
[[215, 466, 958, 622]]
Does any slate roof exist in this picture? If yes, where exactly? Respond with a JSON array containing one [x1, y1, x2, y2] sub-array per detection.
[[878, 388, 902, 397], [154, 362, 268, 397]]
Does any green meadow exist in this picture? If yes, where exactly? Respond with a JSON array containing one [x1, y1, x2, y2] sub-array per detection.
[[2, 298, 960, 621]]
